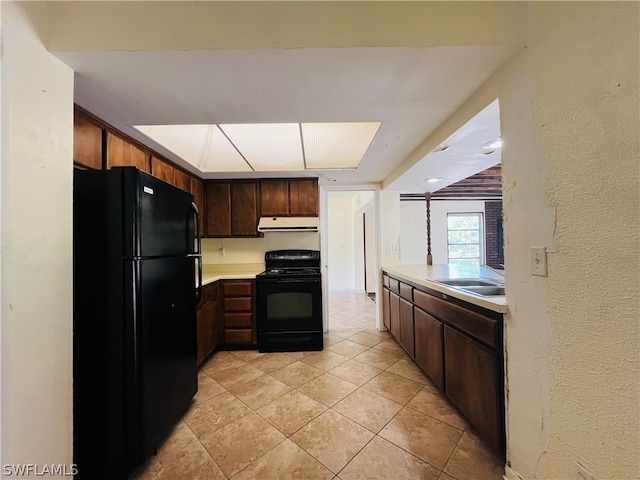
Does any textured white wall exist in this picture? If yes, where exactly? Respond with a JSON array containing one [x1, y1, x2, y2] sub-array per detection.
[[1, 2, 74, 473], [498, 3, 639, 478]]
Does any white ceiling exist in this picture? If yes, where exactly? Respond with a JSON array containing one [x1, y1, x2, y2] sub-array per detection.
[[46, 3, 520, 192]]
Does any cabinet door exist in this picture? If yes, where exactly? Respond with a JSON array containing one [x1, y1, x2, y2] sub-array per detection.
[[444, 325, 502, 454], [74, 113, 103, 169], [196, 300, 216, 365], [106, 132, 150, 172], [190, 177, 205, 225], [231, 182, 259, 236], [205, 182, 231, 237], [414, 307, 444, 390], [389, 292, 401, 340], [173, 169, 190, 192], [151, 156, 174, 184], [289, 179, 318, 216], [382, 288, 391, 331], [260, 180, 289, 216], [399, 297, 414, 357]]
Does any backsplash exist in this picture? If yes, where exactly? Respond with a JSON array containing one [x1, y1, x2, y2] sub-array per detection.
[[202, 232, 320, 264]]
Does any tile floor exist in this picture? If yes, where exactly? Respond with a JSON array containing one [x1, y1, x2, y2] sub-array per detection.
[[131, 293, 504, 480]]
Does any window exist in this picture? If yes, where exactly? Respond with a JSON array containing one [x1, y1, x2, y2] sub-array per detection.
[[447, 213, 484, 266]]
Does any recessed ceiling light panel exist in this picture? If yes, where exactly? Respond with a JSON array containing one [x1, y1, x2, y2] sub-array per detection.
[[302, 122, 381, 170], [219, 123, 304, 171], [134, 124, 252, 172]]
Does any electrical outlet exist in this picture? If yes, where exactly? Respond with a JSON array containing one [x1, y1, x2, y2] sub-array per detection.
[[392, 245, 398, 255], [529, 246, 547, 276], [575, 461, 595, 480]]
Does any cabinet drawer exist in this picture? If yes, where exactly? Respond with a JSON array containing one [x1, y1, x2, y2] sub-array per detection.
[[414, 289, 497, 349], [224, 312, 253, 328], [399, 282, 413, 301], [223, 281, 253, 297], [225, 329, 253, 344], [388, 278, 400, 294], [383, 274, 390, 288], [224, 297, 252, 312], [202, 282, 219, 303]]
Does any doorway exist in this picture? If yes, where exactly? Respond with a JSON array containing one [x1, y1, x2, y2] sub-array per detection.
[[321, 188, 380, 333]]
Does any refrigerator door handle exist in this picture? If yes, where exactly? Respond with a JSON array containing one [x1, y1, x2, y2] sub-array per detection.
[[190, 201, 203, 305]]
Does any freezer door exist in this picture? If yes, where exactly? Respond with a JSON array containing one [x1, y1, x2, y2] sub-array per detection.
[[127, 257, 198, 465], [129, 170, 195, 257]]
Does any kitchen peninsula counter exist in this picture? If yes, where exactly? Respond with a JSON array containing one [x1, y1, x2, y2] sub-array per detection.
[[382, 264, 507, 313], [201, 263, 265, 286]]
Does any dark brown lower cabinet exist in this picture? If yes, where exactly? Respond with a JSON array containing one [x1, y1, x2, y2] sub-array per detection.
[[389, 292, 401, 340], [222, 280, 256, 347], [382, 272, 505, 458], [444, 325, 502, 454], [414, 307, 444, 390], [382, 288, 390, 331], [196, 282, 222, 365], [399, 298, 414, 357]]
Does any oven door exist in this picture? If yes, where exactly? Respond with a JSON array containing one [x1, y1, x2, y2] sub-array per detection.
[[256, 276, 322, 333]]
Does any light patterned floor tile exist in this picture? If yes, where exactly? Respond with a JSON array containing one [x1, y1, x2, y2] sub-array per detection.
[[230, 374, 291, 410], [300, 350, 350, 371], [362, 371, 424, 405], [297, 373, 358, 407], [153, 438, 226, 480], [328, 359, 382, 386], [443, 429, 505, 480], [195, 372, 226, 402], [379, 407, 463, 469], [199, 412, 285, 478], [257, 390, 327, 436], [386, 357, 428, 384], [353, 348, 403, 369], [407, 385, 468, 430], [326, 339, 371, 358], [233, 439, 334, 480], [270, 361, 324, 388], [248, 352, 297, 372], [332, 388, 403, 433], [338, 436, 440, 480], [208, 362, 265, 390], [290, 410, 374, 474], [348, 331, 386, 347], [183, 391, 251, 437]]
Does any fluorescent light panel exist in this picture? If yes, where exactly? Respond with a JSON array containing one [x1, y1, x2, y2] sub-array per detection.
[[219, 123, 304, 171], [134, 122, 381, 173], [302, 122, 381, 170], [135, 124, 251, 172]]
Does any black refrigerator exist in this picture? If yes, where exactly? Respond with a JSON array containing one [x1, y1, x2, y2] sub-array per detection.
[[73, 167, 202, 479]]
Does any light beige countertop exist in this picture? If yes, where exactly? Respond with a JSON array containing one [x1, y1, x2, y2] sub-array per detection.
[[382, 264, 507, 313], [201, 263, 265, 286]]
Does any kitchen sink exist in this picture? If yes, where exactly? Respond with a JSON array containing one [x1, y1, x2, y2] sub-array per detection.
[[457, 285, 506, 296]]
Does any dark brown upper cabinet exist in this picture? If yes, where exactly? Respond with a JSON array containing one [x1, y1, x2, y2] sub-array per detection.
[[206, 181, 260, 238], [260, 180, 289, 216], [106, 132, 150, 173], [259, 178, 318, 217], [73, 112, 103, 170], [151, 156, 174, 184]]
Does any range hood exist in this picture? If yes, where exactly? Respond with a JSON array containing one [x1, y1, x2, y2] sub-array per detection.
[[257, 216, 319, 232]]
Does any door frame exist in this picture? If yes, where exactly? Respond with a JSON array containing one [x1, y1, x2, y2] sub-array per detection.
[[319, 184, 383, 333]]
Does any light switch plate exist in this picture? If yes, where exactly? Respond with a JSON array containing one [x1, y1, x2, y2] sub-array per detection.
[[530, 246, 547, 276]]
